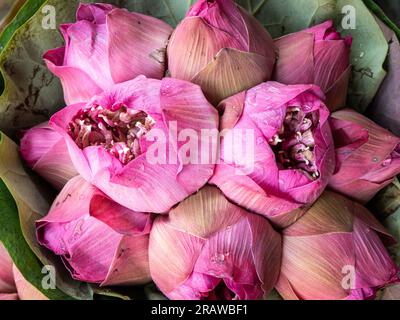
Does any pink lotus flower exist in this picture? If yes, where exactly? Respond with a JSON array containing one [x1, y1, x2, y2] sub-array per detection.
[[49, 76, 219, 213], [50, 77, 219, 213], [44, 3, 173, 104], [168, 0, 276, 105], [276, 191, 399, 300], [329, 109, 400, 204], [36, 176, 151, 286], [0, 243, 47, 300], [20, 122, 77, 190], [149, 186, 281, 300], [210, 82, 335, 228], [273, 20, 352, 111]]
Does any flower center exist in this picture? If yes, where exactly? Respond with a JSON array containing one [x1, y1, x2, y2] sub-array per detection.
[[68, 105, 155, 165], [269, 107, 320, 180]]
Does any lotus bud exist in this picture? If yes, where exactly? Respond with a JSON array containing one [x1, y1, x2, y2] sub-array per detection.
[[49, 76, 219, 214], [276, 191, 399, 300], [36, 176, 152, 286], [328, 109, 400, 204], [149, 186, 282, 300], [167, 0, 276, 105], [44, 3, 173, 104], [210, 81, 335, 228], [0, 242, 47, 300], [20, 122, 78, 190], [273, 20, 352, 111]]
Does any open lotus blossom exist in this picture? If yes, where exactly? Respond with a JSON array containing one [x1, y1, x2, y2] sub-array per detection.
[[36, 176, 152, 286], [20, 122, 77, 190], [49, 76, 218, 213], [273, 20, 352, 111], [328, 109, 400, 204], [210, 82, 335, 228], [0, 242, 47, 300], [167, 0, 276, 105], [149, 186, 281, 300], [44, 3, 173, 104], [276, 191, 399, 300]]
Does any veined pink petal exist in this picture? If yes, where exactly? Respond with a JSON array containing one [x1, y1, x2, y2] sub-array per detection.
[[44, 47, 103, 104], [274, 32, 315, 85], [20, 122, 61, 168], [20, 122, 77, 190], [76, 3, 115, 23], [36, 177, 149, 284], [273, 20, 351, 111], [0, 293, 18, 300], [192, 48, 273, 105], [313, 40, 350, 92], [277, 233, 355, 300], [325, 66, 351, 111], [168, 16, 244, 81], [149, 218, 206, 296], [248, 213, 282, 295], [193, 218, 264, 300], [329, 109, 400, 203], [209, 163, 301, 225], [278, 191, 398, 300], [102, 234, 151, 286], [351, 218, 398, 292], [12, 266, 47, 300], [107, 9, 172, 83], [0, 243, 16, 294], [63, 21, 114, 89], [90, 193, 152, 235], [218, 92, 246, 129], [187, 0, 249, 51]]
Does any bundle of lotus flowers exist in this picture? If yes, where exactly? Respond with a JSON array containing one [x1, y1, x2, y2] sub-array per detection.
[[0, 0, 399, 301]]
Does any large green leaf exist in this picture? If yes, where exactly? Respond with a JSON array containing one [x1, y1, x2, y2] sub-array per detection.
[[369, 178, 400, 266], [364, 0, 400, 38], [0, 0, 77, 136], [113, 0, 194, 27], [0, 132, 93, 300], [0, 1, 47, 56], [237, 0, 336, 38]]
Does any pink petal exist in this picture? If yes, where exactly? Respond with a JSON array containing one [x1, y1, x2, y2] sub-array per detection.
[[0, 243, 16, 294], [20, 122, 77, 190], [44, 47, 102, 104], [351, 218, 398, 292], [278, 233, 355, 300], [168, 16, 243, 81], [76, 3, 115, 23], [0, 293, 18, 300], [107, 9, 172, 82], [90, 193, 152, 235], [36, 177, 122, 284], [273, 32, 315, 85], [102, 234, 151, 286], [187, 0, 249, 51], [248, 214, 282, 295], [313, 40, 351, 92], [149, 217, 206, 297], [12, 266, 47, 300], [329, 109, 400, 202], [63, 20, 114, 88]]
